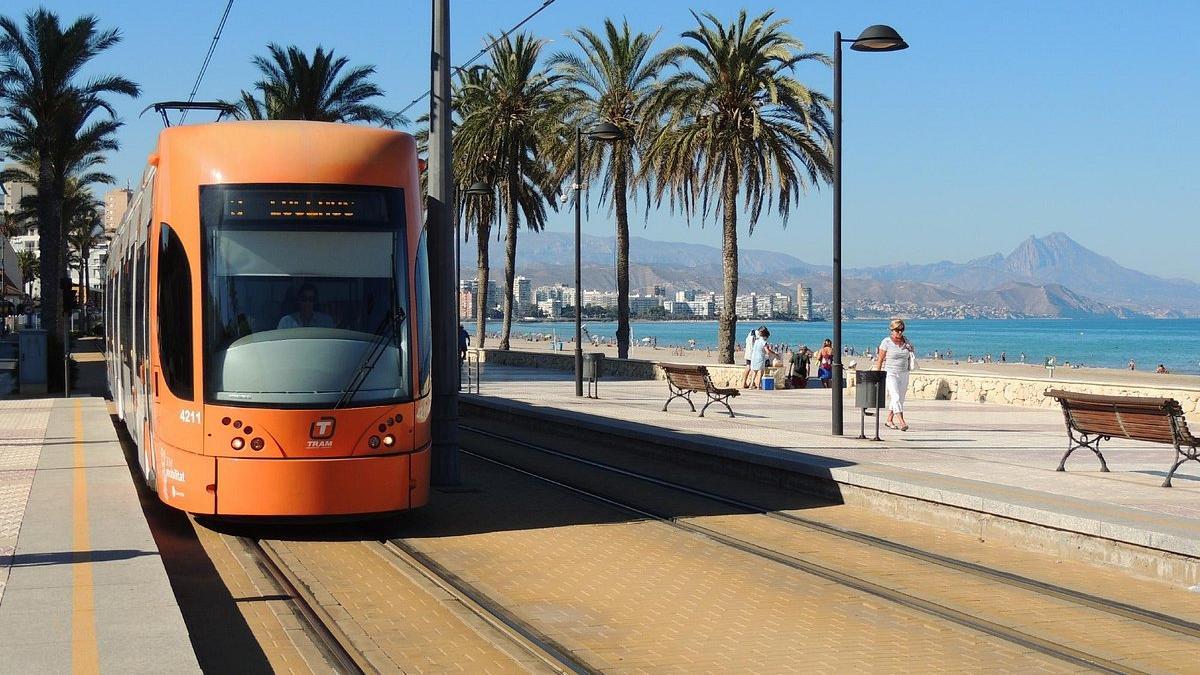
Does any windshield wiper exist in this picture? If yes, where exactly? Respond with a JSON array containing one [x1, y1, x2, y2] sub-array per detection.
[[334, 304, 406, 409]]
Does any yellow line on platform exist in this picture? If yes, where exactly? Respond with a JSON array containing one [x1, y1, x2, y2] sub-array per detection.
[[71, 399, 99, 674]]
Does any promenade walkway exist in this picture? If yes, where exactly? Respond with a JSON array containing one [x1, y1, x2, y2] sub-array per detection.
[[466, 364, 1200, 584], [0, 340, 197, 673]]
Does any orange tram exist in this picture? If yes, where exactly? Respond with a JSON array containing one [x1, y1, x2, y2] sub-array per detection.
[[105, 121, 432, 517]]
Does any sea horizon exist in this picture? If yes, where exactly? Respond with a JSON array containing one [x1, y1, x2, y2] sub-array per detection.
[[466, 317, 1200, 375]]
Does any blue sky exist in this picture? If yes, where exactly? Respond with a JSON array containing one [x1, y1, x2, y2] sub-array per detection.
[[10, 1, 1200, 281]]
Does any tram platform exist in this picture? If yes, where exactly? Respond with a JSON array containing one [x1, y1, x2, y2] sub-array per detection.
[[0, 393, 198, 673], [463, 364, 1200, 587]]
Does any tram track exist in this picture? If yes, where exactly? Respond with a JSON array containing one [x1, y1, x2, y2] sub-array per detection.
[[460, 423, 1200, 674], [242, 537, 370, 674], [241, 533, 589, 674]]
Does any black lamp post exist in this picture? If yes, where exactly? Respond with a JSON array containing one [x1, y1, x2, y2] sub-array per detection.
[[832, 25, 907, 436], [573, 121, 625, 396]]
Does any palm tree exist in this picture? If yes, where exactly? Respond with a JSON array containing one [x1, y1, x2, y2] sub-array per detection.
[[231, 43, 404, 126], [647, 10, 833, 363], [67, 197, 102, 307], [454, 34, 567, 350], [550, 20, 671, 360], [0, 8, 138, 385], [416, 66, 500, 348], [16, 250, 37, 297], [0, 210, 21, 238]]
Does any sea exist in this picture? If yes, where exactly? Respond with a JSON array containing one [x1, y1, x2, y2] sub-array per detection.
[[469, 318, 1200, 375]]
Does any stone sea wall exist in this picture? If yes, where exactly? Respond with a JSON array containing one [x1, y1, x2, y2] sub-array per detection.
[[475, 349, 1200, 418], [846, 367, 1200, 418], [471, 349, 792, 388]]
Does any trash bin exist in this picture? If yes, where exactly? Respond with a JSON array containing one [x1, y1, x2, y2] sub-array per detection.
[[855, 369, 886, 409], [582, 352, 604, 380], [761, 376, 775, 391]]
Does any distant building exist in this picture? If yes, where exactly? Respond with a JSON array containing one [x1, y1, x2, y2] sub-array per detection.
[[514, 276, 532, 313], [583, 290, 617, 309], [652, 285, 667, 298], [629, 295, 662, 315], [797, 283, 813, 320], [675, 289, 697, 302], [103, 187, 133, 235], [663, 300, 713, 317], [2, 167, 36, 217], [537, 298, 562, 317]]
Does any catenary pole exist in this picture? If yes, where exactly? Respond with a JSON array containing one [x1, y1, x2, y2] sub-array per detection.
[[832, 31, 844, 435], [574, 127, 584, 397], [429, 0, 460, 484]]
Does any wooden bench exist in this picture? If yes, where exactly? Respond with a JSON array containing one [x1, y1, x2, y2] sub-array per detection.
[[1045, 389, 1200, 487], [661, 363, 739, 417]]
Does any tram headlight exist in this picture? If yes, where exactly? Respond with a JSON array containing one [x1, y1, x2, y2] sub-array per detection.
[[250, 438, 264, 451], [231, 437, 245, 450], [368, 436, 381, 449], [383, 434, 395, 447]]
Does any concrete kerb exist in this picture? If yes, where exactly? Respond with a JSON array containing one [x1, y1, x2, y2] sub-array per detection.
[[461, 394, 1200, 587]]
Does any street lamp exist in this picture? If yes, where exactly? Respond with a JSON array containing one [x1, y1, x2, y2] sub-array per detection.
[[832, 25, 907, 435], [573, 121, 625, 396]]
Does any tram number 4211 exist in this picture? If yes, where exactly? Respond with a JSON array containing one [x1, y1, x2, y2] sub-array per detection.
[[179, 409, 201, 424]]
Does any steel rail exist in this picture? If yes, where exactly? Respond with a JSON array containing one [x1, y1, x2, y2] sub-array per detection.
[[379, 539, 596, 675], [458, 431, 1149, 675], [244, 538, 371, 674], [462, 423, 1200, 640]]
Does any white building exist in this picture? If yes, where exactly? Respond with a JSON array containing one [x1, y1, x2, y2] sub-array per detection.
[[663, 300, 713, 317], [797, 283, 813, 320], [583, 290, 618, 309], [537, 298, 562, 317], [514, 276, 532, 313], [629, 295, 663, 315]]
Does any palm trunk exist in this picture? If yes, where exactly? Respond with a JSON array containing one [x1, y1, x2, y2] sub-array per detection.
[[498, 178, 518, 351], [474, 220, 490, 349], [717, 164, 739, 364], [613, 152, 631, 360], [38, 158, 64, 389]]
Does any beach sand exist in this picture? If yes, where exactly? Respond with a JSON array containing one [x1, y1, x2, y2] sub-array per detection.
[[492, 335, 1200, 389]]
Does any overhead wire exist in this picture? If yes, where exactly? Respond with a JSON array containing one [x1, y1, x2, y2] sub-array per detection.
[[180, 0, 236, 123], [397, 0, 560, 117]]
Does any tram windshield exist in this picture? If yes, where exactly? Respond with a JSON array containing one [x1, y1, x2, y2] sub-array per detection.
[[201, 185, 410, 406]]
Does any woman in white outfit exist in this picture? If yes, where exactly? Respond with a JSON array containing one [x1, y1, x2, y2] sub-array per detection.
[[874, 319, 915, 431]]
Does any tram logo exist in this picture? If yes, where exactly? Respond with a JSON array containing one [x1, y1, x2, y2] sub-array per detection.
[[310, 417, 336, 440]]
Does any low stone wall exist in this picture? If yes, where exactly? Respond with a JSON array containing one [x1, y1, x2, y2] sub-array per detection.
[[472, 349, 792, 388], [846, 367, 1200, 418], [472, 348, 658, 379]]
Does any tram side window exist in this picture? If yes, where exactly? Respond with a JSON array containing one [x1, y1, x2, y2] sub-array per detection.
[[157, 224, 194, 399]]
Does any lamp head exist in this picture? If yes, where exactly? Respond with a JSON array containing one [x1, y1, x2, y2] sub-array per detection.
[[586, 120, 625, 142], [465, 181, 491, 196], [851, 25, 908, 52]]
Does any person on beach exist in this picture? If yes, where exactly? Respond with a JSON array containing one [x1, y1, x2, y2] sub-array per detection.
[[790, 345, 811, 388], [458, 324, 469, 362], [742, 328, 759, 388], [875, 319, 916, 432], [816, 339, 834, 388], [749, 327, 775, 389], [1129, 359, 1136, 371], [1156, 364, 1169, 374]]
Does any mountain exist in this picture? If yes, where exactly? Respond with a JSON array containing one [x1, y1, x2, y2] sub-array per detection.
[[849, 233, 1200, 314], [460, 231, 1197, 318]]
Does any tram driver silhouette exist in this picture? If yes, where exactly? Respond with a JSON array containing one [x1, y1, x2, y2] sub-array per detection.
[[277, 282, 335, 329]]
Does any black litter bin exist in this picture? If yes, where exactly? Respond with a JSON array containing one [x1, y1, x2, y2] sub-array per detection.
[[855, 370, 886, 408], [855, 369, 887, 440], [583, 352, 604, 398]]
